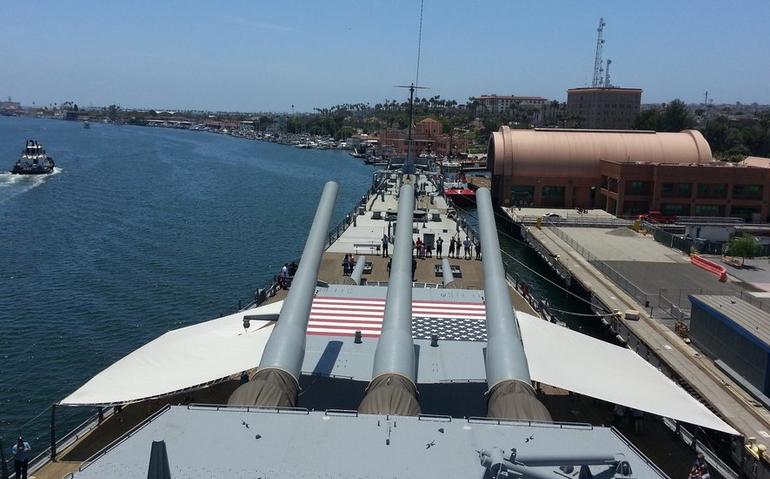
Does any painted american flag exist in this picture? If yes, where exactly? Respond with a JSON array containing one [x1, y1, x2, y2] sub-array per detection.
[[307, 296, 488, 341]]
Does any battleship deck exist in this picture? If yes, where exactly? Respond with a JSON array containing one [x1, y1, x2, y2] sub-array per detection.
[[505, 208, 770, 458], [29, 175, 715, 479]]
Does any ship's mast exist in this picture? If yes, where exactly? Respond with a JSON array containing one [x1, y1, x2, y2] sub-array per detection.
[[396, 0, 428, 176]]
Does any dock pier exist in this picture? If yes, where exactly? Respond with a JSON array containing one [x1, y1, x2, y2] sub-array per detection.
[[502, 206, 770, 478]]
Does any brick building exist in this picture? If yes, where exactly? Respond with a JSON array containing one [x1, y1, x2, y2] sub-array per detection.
[[487, 126, 770, 222], [599, 160, 769, 221], [566, 87, 642, 129], [378, 118, 467, 157]]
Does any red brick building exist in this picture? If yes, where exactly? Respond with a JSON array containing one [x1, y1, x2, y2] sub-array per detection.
[[599, 161, 769, 221], [488, 126, 770, 222], [378, 118, 467, 157]]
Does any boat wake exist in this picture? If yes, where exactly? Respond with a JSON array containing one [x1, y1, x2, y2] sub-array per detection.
[[0, 167, 62, 204]]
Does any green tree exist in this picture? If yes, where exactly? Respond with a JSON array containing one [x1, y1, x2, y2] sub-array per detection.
[[634, 109, 661, 130], [106, 104, 120, 121], [727, 234, 760, 266], [660, 99, 694, 132]]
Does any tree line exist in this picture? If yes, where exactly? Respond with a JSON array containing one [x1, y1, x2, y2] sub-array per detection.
[[634, 99, 770, 161]]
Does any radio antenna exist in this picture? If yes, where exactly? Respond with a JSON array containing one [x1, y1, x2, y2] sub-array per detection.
[[415, 0, 424, 87]]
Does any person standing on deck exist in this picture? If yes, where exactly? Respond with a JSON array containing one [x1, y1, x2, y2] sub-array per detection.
[[436, 237, 443, 259], [342, 254, 351, 276], [381, 234, 389, 257], [12, 437, 31, 479], [449, 237, 456, 258], [688, 452, 710, 479], [463, 237, 471, 260], [474, 240, 481, 260]]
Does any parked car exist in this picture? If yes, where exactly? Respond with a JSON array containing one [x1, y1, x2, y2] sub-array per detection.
[[541, 212, 564, 222]]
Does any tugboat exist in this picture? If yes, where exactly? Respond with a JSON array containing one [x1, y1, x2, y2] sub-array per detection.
[[441, 159, 476, 206], [10, 140, 55, 174], [83, 120, 91, 129]]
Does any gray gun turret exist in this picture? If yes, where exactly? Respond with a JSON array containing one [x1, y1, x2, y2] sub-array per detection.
[[228, 181, 339, 407], [476, 187, 551, 421], [359, 183, 421, 416]]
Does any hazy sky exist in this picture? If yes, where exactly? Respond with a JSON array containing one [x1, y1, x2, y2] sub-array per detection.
[[2, 0, 768, 112]]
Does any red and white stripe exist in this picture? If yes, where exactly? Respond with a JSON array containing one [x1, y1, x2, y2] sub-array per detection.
[[306, 296, 486, 337]]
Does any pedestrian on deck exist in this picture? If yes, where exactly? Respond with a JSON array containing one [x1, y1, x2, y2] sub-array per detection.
[[416, 238, 424, 259], [426, 240, 433, 258], [631, 409, 644, 434], [342, 254, 351, 276], [387, 258, 392, 276], [449, 237, 456, 258], [463, 238, 471, 260], [12, 436, 31, 479], [289, 261, 298, 276], [611, 404, 626, 428], [381, 234, 389, 257], [436, 237, 443, 259], [474, 240, 481, 260], [688, 452, 710, 479]]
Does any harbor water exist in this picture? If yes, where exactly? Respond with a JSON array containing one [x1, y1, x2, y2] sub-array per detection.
[[0, 116, 602, 452]]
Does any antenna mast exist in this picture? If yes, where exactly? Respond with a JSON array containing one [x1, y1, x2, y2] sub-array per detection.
[[592, 17, 606, 87], [604, 59, 612, 88]]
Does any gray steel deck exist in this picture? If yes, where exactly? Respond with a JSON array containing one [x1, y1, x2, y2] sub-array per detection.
[[71, 405, 666, 478]]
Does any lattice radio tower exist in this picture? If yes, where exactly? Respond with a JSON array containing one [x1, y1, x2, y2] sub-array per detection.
[[592, 18, 606, 87]]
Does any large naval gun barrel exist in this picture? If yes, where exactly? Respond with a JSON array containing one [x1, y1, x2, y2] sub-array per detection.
[[359, 184, 421, 416], [228, 181, 339, 408], [476, 187, 551, 421], [441, 258, 456, 288]]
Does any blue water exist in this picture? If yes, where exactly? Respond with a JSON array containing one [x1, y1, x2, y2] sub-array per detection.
[[0, 117, 375, 448]]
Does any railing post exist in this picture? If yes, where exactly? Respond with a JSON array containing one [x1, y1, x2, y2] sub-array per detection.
[[50, 404, 57, 461], [0, 436, 9, 479]]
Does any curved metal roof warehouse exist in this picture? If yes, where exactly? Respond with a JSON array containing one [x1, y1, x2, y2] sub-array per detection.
[[488, 126, 713, 180]]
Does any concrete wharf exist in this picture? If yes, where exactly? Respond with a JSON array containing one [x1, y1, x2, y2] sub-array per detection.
[[503, 207, 770, 475]]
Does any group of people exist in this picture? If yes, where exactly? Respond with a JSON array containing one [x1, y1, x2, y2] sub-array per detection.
[[274, 261, 298, 290], [434, 236, 481, 260], [382, 234, 482, 261], [342, 253, 358, 275], [449, 236, 481, 260]]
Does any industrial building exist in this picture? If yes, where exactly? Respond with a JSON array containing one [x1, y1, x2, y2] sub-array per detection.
[[566, 87, 642, 130], [488, 126, 770, 222], [689, 295, 770, 398]]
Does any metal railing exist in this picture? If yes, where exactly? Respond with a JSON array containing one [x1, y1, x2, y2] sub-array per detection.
[[508, 211, 632, 228], [543, 220, 770, 321]]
